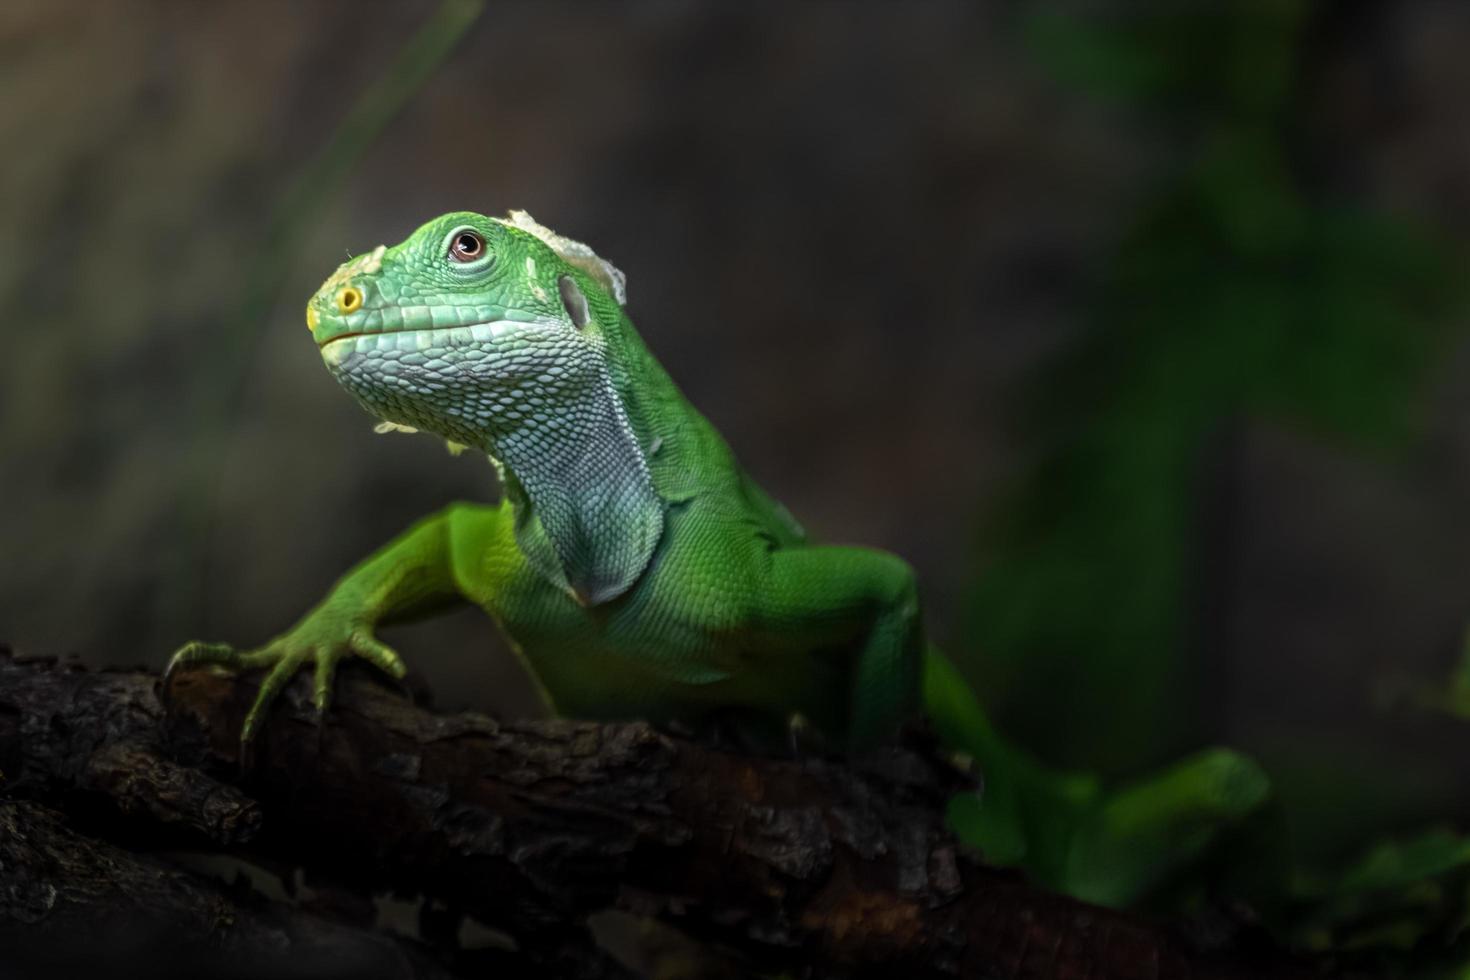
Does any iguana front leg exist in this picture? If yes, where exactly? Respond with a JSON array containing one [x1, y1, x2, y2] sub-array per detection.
[[748, 546, 925, 748], [168, 502, 506, 741], [751, 547, 1270, 896]]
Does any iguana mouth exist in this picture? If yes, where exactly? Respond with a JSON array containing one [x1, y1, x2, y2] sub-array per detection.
[[318, 330, 370, 348], [316, 319, 519, 350]]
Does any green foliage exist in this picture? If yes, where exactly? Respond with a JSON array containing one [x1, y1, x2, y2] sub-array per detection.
[[1287, 829, 1470, 977], [1027, 2, 1302, 119], [968, 2, 1459, 774]]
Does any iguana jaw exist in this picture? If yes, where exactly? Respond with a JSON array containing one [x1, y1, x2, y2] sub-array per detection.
[[316, 305, 588, 448]]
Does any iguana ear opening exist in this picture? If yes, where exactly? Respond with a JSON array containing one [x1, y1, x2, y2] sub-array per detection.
[[559, 275, 591, 329]]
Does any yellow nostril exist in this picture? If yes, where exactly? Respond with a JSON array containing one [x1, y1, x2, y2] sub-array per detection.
[[337, 286, 363, 314], [305, 305, 319, 332]]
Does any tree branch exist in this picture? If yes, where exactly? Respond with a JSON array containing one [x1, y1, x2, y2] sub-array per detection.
[[0, 648, 1324, 978], [0, 799, 470, 980]]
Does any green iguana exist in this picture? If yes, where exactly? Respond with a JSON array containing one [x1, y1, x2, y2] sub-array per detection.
[[169, 210, 1267, 904]]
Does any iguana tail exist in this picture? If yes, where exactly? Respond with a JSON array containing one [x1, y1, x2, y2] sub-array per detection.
[[922, 646, 1271, 906]]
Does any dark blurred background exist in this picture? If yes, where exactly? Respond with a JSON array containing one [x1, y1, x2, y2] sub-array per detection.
[[5, 0, 1470, 886]]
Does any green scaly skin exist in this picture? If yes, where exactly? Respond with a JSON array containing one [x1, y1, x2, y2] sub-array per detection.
[[169, 211, 1268, 904]]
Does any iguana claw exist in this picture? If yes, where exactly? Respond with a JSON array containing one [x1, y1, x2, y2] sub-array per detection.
[[165, 628, 406, 744]]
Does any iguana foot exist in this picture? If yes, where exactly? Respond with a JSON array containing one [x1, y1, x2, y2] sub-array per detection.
[[1063, 748, 1270, 906], [166, 625, 406, 743]]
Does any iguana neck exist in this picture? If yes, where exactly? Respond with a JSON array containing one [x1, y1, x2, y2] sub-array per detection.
[[479, 302, 732, 602], [580, 305, 736, 499]]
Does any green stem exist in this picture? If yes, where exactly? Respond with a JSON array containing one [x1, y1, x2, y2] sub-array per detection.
[[164, 0, 484, 640]]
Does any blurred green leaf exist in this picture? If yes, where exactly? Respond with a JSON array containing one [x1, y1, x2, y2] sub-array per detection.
[[1025, 1, 1307, 119], [1283, 829, 1470, 975]]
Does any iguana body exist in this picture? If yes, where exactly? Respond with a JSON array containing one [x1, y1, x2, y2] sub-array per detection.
[[171, 211, 1266, 904]]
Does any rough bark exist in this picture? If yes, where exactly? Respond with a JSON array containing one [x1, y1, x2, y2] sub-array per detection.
[[0, 799, 473, 980], [0, 648, 1324, 979]]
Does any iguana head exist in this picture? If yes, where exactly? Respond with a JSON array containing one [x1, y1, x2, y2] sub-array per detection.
[[308, 209, 628, 449], [307, 210, 662, 605]]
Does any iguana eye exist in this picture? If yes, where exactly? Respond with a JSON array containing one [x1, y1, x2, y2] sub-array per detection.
[[449, 231, 484, 262]]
